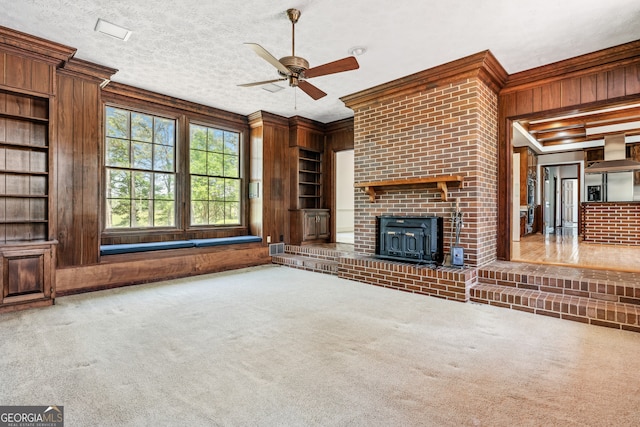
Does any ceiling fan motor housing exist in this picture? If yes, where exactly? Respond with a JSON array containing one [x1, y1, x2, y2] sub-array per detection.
[[278, 56, 309, 75]]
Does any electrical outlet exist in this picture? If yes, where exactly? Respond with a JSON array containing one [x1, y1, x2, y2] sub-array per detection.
[[267, 235, 271, 243]]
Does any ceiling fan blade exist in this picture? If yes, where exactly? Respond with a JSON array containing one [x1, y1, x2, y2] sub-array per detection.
[[237, 78, 287, 88], [303, 56, 359, 79], [244, 43, 291, 75], [298, 80, 327, 100]]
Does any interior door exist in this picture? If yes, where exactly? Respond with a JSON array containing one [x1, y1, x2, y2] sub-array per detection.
[[561, 178, 578, 227]]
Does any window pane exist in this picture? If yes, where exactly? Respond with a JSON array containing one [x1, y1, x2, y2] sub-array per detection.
[[133, 172, 152, 199], [133, 199, 152, 227], [106, 107, 129, 139], [209, 177, 225, 201], [106, 169, 130, 198], [225, 202, 240, 224], [154, 145, 174, 172], [132, 142, 153, 170], [106, 199, 131, 228], [207, 152, 223, 176], [225, 178, 240, 201], [106, 138, 130, 168], [191, 176, 208, 201], [224, 131, 239, 154], [154, 118, 175, 146], [131, 113, 153, 142], [188, 124, 242, 227], [224, 154, 239, 178], [209, 129, 224, 152], [190, 149, 207, 175], [154, 173, 175, 201], [209, 201, 224, 224], [190, 125, 208, 151], [191, 200, 208, 225], [104, 106, 176, 230], [154, 200, 174, 226]]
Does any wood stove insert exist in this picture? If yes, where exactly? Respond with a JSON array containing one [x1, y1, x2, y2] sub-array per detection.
[[377, 216, 444, 265]]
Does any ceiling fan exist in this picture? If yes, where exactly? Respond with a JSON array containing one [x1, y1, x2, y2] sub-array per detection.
[[238, 8, 359, 100]]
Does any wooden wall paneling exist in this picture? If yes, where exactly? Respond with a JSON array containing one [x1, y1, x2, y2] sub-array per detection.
[[561, 77, 582, 107], [81, 80, 100, 264], [30, 60, 51, 95], [5, 54, 29, 90], [580, 74, 598, 104], [625, 64, 640, 95], [540, 81, 562, 111], [0, 53, 5, 85], [55, 74, 76, 266], [515, 89, 533, 115], [607, 67, 626, 99], [596, 72, 608, 101]]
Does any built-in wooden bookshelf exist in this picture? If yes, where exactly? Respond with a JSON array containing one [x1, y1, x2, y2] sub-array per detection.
[[298, 148, 322, 209], [0, 88, 56, 313], [0, 90, 50, 242]]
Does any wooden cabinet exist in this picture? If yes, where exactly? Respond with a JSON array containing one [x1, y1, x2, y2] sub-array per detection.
[[290, 208, 330, 244], [0, 89, 56, 311], [303, 209, 330, 241], [0, 242, 55, 313], [584, 147, 604, 168]]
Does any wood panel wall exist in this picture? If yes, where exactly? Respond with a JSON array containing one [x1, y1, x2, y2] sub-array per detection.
[[55, 72, 102, 266], [249, 111, 290, 244], [497, 39, 640, 260]]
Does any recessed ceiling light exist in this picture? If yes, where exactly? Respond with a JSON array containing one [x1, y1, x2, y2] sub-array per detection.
[[348, 46, 367, 56], [95, 18, 132, 41], [262, 83, 285, 93]]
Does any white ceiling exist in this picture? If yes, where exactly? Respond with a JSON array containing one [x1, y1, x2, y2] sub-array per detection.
[[2, 0, 640, 123]]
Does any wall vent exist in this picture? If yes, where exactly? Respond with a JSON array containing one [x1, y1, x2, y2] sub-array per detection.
[[269, 243, 285, 256]]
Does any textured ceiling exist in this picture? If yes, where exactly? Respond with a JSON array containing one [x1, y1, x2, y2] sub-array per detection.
[[2, 0, 640, 123]]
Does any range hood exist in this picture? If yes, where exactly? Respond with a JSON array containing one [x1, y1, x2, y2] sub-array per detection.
[[585, 134, 640, 173]]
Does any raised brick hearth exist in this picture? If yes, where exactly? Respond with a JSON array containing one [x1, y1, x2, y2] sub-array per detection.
[[273, 246, 640, 332]]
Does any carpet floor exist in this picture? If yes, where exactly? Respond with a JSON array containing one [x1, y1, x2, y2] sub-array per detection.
[[1, 265, 639, 426]]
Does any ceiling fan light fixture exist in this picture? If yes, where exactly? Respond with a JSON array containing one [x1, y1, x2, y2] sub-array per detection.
[[94, 18, 132, 41], [348, 46, 367, 56]]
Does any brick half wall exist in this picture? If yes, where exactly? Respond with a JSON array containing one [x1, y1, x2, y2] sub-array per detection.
[[582, 202, 640, 245]]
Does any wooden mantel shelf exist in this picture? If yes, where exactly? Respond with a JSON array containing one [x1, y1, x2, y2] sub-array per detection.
[[354, 175, 464, 202]]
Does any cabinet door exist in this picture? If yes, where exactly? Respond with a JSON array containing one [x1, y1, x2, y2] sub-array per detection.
[[316, 211, 330, 240], [1, 247, 52, 304], [303, 211, 319, 240]]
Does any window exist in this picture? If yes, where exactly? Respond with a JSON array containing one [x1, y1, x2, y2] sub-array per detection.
[[189, 124, 240, 225], [105, 107, 176, 228]]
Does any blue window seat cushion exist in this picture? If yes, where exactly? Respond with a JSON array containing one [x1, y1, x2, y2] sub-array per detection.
[[191, 235, 262, 247], [100, 236, 262, 255]]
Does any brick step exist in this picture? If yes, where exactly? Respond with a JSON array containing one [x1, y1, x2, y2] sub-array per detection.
[[272, 254, 340, 275], [478, 261, 640, 306], [470, 283, 640, 332]]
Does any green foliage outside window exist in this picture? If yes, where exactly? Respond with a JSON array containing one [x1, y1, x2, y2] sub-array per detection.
[[190, 125, 240, 225], [105, 106, 176, 228]]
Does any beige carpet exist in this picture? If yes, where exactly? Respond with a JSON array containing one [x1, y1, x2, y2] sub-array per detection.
[[1, 265, 640, 426]]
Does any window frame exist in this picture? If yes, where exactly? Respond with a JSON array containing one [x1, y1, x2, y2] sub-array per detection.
[[101, 101, 248, 242], [187, 121, 243, 228]]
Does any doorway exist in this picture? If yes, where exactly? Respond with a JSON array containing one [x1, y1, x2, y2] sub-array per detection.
[[335, 150, 354, 244]]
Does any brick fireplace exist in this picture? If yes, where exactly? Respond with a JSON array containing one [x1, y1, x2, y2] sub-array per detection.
[[342, 51, 507, 269]]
